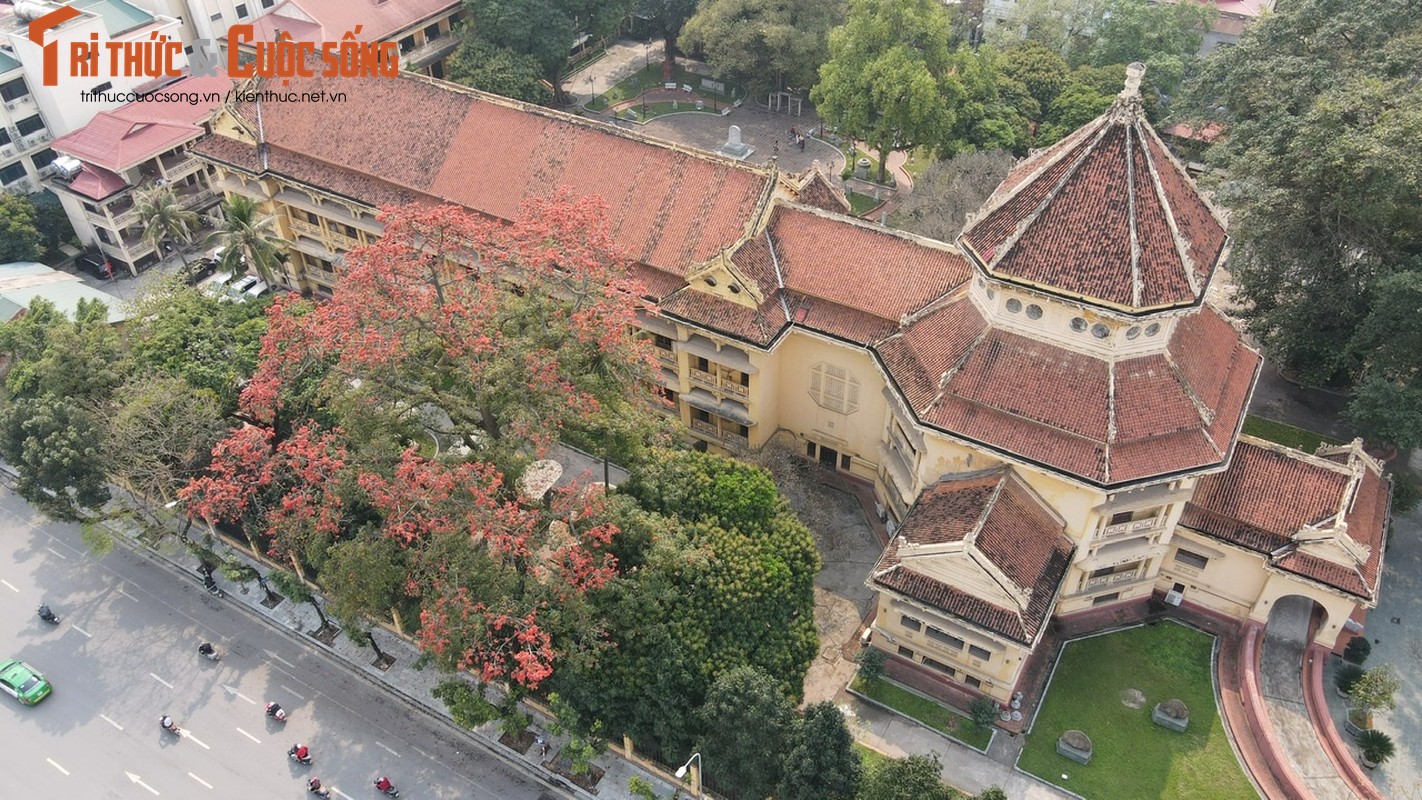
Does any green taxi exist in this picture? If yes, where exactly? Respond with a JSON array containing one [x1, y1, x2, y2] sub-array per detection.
[[0, 659, 52, 705]]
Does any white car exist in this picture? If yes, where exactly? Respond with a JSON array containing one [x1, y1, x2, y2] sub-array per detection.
[[243, 279, 270, 300], [200, 271, 235, 297], [226, 275, 260, 300]]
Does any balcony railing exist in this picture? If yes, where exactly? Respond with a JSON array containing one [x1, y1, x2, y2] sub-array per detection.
[[690, 418, 749, 448], [290, 219, 324, 239], [1083, 570, 1143, 591], [688, 367, 750, 399], [655, 348, 677, 368], [1101, 517, 1162, 539], [159, 152, 198, 177], [305, 266, 338, 286]]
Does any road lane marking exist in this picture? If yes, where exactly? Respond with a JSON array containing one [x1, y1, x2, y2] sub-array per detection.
[[47, 758, 69, 775], [265, 650, 295, 669], [0, 579, 16, 592], [117, 587, 137, 602], [71, 624, 91, 638], [235, 727, 261, 744], [414, 746, 434, 760], [100, 714, 124, 731], [149, 673, 173, 689], [220, 684, 255, 704], [375, 741, 401, 757], [125, 771, 160, 795], [332, 789, 353, 799], [188, 772, 212, 789], [183, 731, 210, 750], [279, 685, 306, 700], [45, 547, 67, 559]]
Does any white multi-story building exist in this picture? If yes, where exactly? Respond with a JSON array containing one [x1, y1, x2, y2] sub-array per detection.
[[125, 0, 279, 49], [0, 47, 54, 193], [1, 0, 186, 140]]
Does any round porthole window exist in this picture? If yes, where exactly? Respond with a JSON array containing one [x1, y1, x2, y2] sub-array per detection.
[[1125, 326, 1142, 340], [1091, 323, 1110, 339], [1006, 298, 1022, 313], [1026, 304, 1043, 320], [1145, 322, 1161, 337], [1070, 317, 1087, 332]]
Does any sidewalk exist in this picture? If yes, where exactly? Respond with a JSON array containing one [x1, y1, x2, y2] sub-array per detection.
[[102, 514, 680, 800]]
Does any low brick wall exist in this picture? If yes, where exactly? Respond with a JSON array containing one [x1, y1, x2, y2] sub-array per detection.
[[1302, 644, 1384, 800]]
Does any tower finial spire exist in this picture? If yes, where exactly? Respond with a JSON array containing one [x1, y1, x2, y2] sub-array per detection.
[[1120, 62, 1147, 100]]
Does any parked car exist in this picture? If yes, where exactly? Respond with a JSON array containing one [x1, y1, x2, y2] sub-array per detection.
[[0, 659, 52, 705], [226, 275, 260, 301], [178, 257, 219, 286], [199, 271, 235, 297], [74, 252, 111, 279], [243, 278, 270, 300]]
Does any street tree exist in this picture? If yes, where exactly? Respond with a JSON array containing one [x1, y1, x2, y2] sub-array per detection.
[[634, 0, 699, 80], [0, 395, 111, 521], [206, 195, 286, 285], [889, 149, 1014, 242], [681, 0, 846, 98], [324, 526, 409, 631], [778, 701, 862, 800], [812, 0, 958, 184], [858, 753, 958, 800], [135, 185, 199, 271], [0, 298, 124, 403], [695, 665, 796, 799], [461, 0, 631, 104], [1178, 0, 1422, 398], [0, 192, 43, 263], [446, 36, 553, 105]]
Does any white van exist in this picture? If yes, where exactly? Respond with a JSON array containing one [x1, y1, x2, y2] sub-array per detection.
[[227, 275, 260, 301], [243, 279, 270, 300], [200, 271, 235, 297]]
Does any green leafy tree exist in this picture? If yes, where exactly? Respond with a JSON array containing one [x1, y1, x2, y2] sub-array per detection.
[[976, 788, 1008, 800], [812, 0, 959, 184], [682, 0, 846, 97], [889, 149, 1014, 241], [462, 0, 632, 104], [135, 185, 200, 272], [933, 48, 1032, 157], [999, 40, 1068, 119], [695, 665, 796, 799], [969, 696, 1000, 730], [0, 298, 124, 403], [1178, 0, 1422, 393], [548, 692, 607, 774], [1088, 0, 1214, 94], [635, 0, 699, 79], [269, 569, 336, 631], [446, 36, 554, 104], [988, 0, 1104, 62], [1037, 78, 1114, 144], [28, 191, 74, 256], [859, 753, 957, 800], [0, 396, 111, 521], [0, 192, 44, 262], [1343, 268, 1422, 447], [206, 195, 287, 286], [778, 702, 862, 800], [432, 680, 501, 728], [324, 528, 408, 630]]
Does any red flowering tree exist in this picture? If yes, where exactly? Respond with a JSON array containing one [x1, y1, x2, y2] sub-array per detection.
[[184, 193, 654, 689]]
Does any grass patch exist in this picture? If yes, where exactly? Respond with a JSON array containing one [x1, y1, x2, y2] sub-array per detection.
[[1241, 415, 1342, 453], [854, 742, 890, 773], [847, 191, 883, 216], [850, 676, 993, 751], [585, 62, 741, 112], [902, 147, 934, 178], [608, 100, 721, 123], [1018, 622, 1253, 800]]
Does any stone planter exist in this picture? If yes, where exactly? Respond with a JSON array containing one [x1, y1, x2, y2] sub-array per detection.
[[1344, 710, 1372, 738], [1152, 699, 1189, 732], [1057, 730, 1092, 765]]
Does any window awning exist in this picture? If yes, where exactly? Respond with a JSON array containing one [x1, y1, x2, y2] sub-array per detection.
[[635, 309, 678, 338], [684, 389, 755, 425], [1086, 538, 1160, 569], [288, 236, 333, 259], [677, 335, 758, 374], [655, 368, 679, 389], [275, 189, 384, 234]]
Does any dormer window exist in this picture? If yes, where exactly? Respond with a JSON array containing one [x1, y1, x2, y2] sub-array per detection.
[[1126, 326, 1141, 340], [1145, 323, 1161, 337], [1091, 323, 1110, 339], [704, 277, 718, 287], [729, 283, 741, 294]]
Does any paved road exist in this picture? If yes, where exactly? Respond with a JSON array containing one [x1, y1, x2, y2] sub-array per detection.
[[0, 489, 550, 799]]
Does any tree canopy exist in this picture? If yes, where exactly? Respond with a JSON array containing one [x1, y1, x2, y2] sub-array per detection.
[[888, 150, 1014, 242], [446, 36, 554, 104], [462, 0, 631, 103], [779, 701, 863, 800], [0, 193, 44, 263], [682, 0, 846, 98], [1179, 0, 1422, 443]]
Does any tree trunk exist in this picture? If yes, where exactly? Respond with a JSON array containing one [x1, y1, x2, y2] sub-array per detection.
[[309, 598, 330, 629], [367, 631, 387, 661], [391, 607, 405, 635], [878, 147, 889, 184], [662, 33, 676, 81]]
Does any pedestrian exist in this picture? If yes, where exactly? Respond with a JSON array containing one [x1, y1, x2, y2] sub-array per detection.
[[798, 135, 806, 151]]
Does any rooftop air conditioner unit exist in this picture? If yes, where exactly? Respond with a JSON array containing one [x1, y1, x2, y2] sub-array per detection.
[[51, 155, 82, 181], [1164, 590, 1184, 606]]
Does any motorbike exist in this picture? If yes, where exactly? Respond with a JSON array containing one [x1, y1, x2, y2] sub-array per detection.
[[307, 778, 330, 797], [288, 744, 313, 765], [159, 715, 181, 735], [198, 642, 220, 662], [37, 604, 60, 624], [266, 702, 287, 722], [374, 777, 400, 797], [200, 571, 225, 598]]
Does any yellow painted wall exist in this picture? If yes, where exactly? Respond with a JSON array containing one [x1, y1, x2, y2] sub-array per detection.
[[872, 593, 1029, 702]]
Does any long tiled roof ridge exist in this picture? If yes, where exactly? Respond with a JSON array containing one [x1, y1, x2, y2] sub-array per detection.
[[959, 71, 1229, 313]]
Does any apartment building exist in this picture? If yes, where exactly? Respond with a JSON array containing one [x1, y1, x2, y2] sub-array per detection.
[[47, 71, 231, 273], [0, 48, 55, 193], [188, 66, 1390, 708]]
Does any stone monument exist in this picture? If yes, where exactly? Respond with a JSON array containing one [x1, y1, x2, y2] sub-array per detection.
[[720, 124, 753, 160]]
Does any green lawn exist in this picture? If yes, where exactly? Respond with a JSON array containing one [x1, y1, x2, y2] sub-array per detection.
[[1018, 623, 1254, 800], [585, 62, 742, 112], [854, 742, 890, 773], [1241, 415, 1342, 453], [847, 191, 884, 216], [901, 147, 934, 178], [850, 676, 993, 751]]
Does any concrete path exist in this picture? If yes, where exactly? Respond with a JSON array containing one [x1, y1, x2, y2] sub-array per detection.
[[1260, 599, 1359, 799]]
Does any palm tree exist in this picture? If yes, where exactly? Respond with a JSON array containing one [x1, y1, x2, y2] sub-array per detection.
[[136, 185, 200, 275], [205, 195, 287, 286]]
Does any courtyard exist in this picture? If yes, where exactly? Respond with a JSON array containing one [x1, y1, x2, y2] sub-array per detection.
[[1017, 622, 1256, 799]]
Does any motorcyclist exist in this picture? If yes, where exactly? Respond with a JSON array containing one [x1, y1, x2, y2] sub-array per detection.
[[289, 743, 311, 762], [198, 642, 215, 657], [375, 776, 396, 793], [266, 701, 286, 721], [307, 777, 328, 796], [160, 714, 176, 731], [37, 604, 56, 621]]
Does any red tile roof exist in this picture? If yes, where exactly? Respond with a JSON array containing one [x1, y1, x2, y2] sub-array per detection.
[[197, 72, 772, 277], [52, 72, 233, 172], [1181, 439, 1390, 600], [245, 0, 456, 43], [65, 163, 129, 200], [878, 302, 1259, 485], [872, 468, 1074, 644], [960, 97, 1228, 312]]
